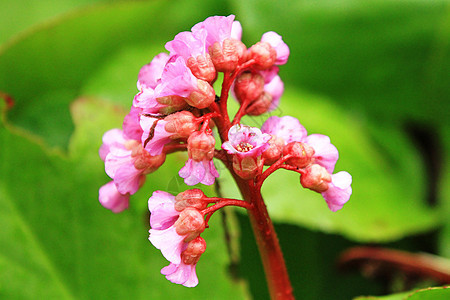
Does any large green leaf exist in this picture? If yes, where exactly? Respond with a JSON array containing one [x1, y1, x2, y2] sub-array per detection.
[[355, 286, 450, 299], [231, 0, 450, 124], [220, 88, 439, 242], [0, 98, 248, 299], [0, 0, 232, 148]]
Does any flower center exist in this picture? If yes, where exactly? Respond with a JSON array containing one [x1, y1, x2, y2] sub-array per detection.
[[236, 142, 254, 152]]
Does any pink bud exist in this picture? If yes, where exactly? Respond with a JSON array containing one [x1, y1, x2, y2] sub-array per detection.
[[164, 111, 198, 138], [283, 142, 315, 168], [181, 236, 207, 265], [300, 164, 331, 193], [174, 207, 206, 242], [174, 189, 208, 212], [186, 54, 217, 83], [209, 38, 239, 72], [262, 134, 285, 165], [234, 72, 265, 103], [155, 95, 188, 114], [231, 39, 248, 64], [188, 131, 216, 161], [186, 79, 216, 109], [232, 156, 262, 180], [246, 92, 272, 116], [248, 42, 277, 70]]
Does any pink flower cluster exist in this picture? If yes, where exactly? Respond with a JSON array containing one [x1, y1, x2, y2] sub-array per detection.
[[98, 14, 352, 288], [261, 116, 352, 211]]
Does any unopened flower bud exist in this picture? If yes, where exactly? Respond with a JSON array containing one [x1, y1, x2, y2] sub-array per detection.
[[262, 134, 285, 165], [188, 131, 216, 161], [186, 54, 216, 82], [248, 41, 277, 70], [300, 164, 331, 193], [156, 95, 189, 114], [164, 111, 198, 138], [127, 140, 166, 173], [181, 236, 206, 265], [175, 207, 205, 242], [175, 189, 208, 212], [283, 142, 315, 168], [232, 156, 262, 179], [209, 38, 239, 72], [234, 72, 265, 103], [246, 92, 272, 116], [186, 79, 216, 109], [231, 39, 248, 64]]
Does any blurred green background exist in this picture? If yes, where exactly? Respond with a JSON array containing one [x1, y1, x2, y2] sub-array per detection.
[[0, 0, 449, 299]]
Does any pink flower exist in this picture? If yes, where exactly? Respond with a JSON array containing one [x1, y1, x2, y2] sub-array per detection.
[[321, 171, 352, 212], [99, 129, 126, 161], [148, 191, 180, 230], [140, 111, 198, 156], [179, 131, 219, 186], [222, 124, 271, 158], [265, 76, 284, 110], [165, 30, 208, 60], [191, 15, 236, 47], [261, 31, 290, 65], [305, 134, 339, 173], [102, 129, 165, 195], [160, 236, 206, 287], [156, 56, 199, 98], [149, 200, 205, 264], [140, 116, 171, 156], [161, 262, 199, 287], [261, 116, 307, 144], [137, 53, 170, 90], [122, 106, 143, 141], [98, 181, 129, 213], [179, 160, 219, 186]]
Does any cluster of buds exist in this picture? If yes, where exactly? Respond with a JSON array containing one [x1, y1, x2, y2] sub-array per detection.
[[98, 15, 352, 287]]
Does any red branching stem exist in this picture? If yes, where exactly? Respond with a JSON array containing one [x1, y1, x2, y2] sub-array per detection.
[[219, 72, 232, 125], [233, 176, 294, 300], [280, 164, 305, 175], [202, 199, 253, 226], [163, 143, 187, 154], [231, 98, 250, 126], [257, 154, 294, 188], [213, 149, 229, 166]]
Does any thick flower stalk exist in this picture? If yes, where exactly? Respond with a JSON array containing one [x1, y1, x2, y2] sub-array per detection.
[[98, 15, 352, 299]]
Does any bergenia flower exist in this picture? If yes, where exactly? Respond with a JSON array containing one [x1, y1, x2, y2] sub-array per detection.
[[321, 171, 352, 212], [261, 31, 290, 65], [122, 105, 143, 141], [140, 116, 171, 156], [222, 124, 271, 157], [261, 116, 307, 144], [179, 131, 219, 186], [304, 134, 339, 174], [137, 52, 170, 90], [161, 236, 206, 287], [165, 30, 208, 60], [98, 181, 129, 213], [191, 15, 236, 47], [102, 129, 165, 195], [149, 196, 205, 265]]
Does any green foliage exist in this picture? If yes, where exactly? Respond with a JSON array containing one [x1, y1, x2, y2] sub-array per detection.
[[0, 0, 449, 299]]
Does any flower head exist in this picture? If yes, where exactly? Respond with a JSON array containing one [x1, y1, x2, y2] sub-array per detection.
[[222, 124, 271, 158]]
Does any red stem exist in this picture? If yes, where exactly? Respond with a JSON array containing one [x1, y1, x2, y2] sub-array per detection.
[[233, 175, 294, 300]]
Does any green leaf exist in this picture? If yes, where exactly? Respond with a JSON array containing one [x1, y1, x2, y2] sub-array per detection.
[[355, 286, 450, 299], [0, 97, 248, 299], [231, 0, 450, 125], [220, 88, 440, 242], [0, 0, 232, 148]]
